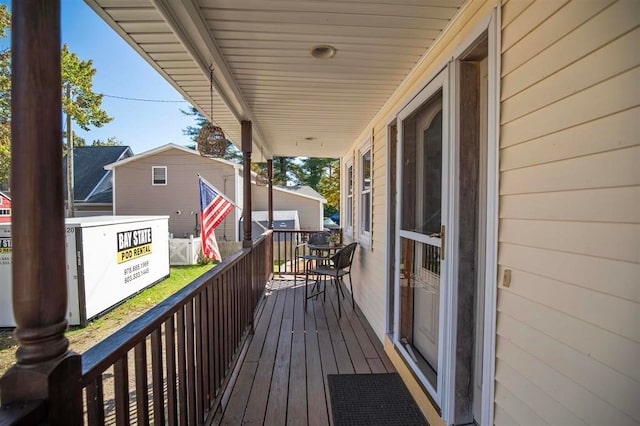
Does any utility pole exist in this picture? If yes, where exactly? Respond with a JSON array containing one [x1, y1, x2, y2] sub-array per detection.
[[66, 84, 74, 217]]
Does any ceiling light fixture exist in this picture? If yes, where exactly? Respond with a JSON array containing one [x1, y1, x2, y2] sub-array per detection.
[[296, 137, 323, 147], [311, 45, 337, 59]]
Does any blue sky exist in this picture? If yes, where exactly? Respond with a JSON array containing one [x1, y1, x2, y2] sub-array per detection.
[[1, 0, 196, 154]]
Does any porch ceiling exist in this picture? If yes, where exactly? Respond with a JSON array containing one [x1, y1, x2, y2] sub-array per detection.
[[85, 0, 465, 159]]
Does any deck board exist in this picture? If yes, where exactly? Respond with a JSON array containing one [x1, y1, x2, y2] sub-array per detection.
[[327, 289, 371, 374], [287, 286, 308, 425], [219, 278, 394, 425], [312, 299, 338, 426], [263, 288, 295, 425], [241, 286, 287, 424], [220, 287, 279, 425], [321, 288, 354, 375], [306, 296, 330, 426]]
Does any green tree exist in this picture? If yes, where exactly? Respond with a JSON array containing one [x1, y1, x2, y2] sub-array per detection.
[[251, 157, 301, 187], [0, 5, 11, 184], [181, 106, 242, 163], [92, 136, 123, 146], [258, 156, 301, 186], [61, 43, 112, 146], [318, 159, 340, 215], [72, 131, 86, 147], [298, 157, 336, 189], [0, 8, 112, 182]]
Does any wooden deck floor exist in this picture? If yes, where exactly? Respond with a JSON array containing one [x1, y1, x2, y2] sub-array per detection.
[[218, 277, 395, 425]]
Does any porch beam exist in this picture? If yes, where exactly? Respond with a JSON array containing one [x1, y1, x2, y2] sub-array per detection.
[[146, 0, 272, 159], [267, 159, 273, 229], [242, 120, 252, 247], [0, 0, 81, 417]]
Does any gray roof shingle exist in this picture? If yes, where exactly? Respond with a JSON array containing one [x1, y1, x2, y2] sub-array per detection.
[[63, 146, 132, 201]]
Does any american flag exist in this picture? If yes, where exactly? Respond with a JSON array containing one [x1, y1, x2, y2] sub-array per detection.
[[199, 177, 235, 261]]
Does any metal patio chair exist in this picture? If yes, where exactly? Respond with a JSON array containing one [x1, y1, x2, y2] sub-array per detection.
[[295, 231, 332, 277], [305, 242, 358, 317]]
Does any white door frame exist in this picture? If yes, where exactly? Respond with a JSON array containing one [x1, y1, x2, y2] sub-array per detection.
[[385, 117, 397, 336], [482, 8, 501, 426]]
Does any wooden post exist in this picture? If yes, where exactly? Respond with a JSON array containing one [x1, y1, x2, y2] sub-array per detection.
[[454, 61, 480, 424], [0, 1, 81, 423], [267, 159, 273, 230], [241, 121, 255, 334], [242, 121, 252, 248]]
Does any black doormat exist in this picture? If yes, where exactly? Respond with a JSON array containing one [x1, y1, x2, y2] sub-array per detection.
[[327, 373, 428, 426]]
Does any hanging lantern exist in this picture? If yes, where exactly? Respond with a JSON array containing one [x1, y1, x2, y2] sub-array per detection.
[[255, 167, 268, 186], [198, 65, 227, 158], [198, 123, 226, 157]]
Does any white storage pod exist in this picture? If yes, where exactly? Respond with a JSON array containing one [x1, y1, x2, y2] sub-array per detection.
[[0, 216, 170, 327]]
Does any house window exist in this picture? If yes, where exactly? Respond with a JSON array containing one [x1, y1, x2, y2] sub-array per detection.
[[359, 145, 372, 247], [345, 160, 354, 236], [152, 166, 167, 185], [0, 208, 10, 216]]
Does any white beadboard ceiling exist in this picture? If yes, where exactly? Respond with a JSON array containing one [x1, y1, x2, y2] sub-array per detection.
[[85, 0, 466, 160]]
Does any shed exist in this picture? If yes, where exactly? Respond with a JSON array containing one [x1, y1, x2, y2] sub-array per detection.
[[240, 210, 300, 241]]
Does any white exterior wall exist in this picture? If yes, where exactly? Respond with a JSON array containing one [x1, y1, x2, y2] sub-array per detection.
[[342, 0, 639, 424], [495, 1, 639, 424], [341, 132, 389, 341]]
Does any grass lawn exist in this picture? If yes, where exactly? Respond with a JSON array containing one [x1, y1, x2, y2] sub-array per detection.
[[0, 264, 213, 376]]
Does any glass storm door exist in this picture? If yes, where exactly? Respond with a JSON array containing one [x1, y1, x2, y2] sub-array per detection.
[[395, 72, 448, 403]]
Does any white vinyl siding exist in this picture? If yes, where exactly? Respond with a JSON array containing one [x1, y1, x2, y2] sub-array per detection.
[[251, 185, 324, 231], [152, 166, 167, 185], [496, 1, 640, 425], [116, 149, 239, 240]]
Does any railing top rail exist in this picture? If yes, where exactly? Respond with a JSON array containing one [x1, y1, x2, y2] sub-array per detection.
[[254, 230, 272, 246], [81, 246, 250, 384], [272, 229, 322, 234]]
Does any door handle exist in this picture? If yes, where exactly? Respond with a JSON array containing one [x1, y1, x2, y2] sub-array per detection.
[[427, 225, 445, 260]]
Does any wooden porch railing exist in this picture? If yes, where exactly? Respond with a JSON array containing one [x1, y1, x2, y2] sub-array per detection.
[[272, 229, 343, 275], [77, 231, 272, 425]]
